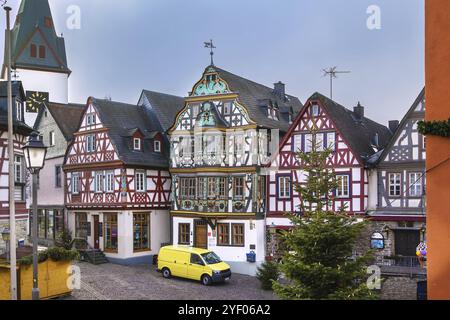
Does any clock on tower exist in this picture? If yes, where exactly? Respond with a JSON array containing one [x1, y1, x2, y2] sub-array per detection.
[[26, 91, 49, 113]]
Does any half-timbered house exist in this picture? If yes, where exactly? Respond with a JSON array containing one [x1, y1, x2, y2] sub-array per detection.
[[33, 102, 84, 245], [266, 92, 392, 260], [367, 89, 426, 260], [64, 97, 172, 264], [167, 65, 302, 275], [0, 81, 33, 251]]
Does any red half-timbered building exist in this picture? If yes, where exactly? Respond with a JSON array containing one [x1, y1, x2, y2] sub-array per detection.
[[266, 92, 392, 259], [0, 81, 33, 251], [64, 97, 172, 264]]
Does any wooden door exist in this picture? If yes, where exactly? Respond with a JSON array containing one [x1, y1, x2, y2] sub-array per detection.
[[194, 221, 208, 249], [93, 215, 100, 250], [395, 230, 420, 256]]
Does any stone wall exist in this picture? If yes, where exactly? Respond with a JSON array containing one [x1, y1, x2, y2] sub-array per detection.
[[380, 276, 422, 300]]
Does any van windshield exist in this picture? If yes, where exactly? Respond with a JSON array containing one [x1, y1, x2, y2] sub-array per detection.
[[201, 252, 222, 265]]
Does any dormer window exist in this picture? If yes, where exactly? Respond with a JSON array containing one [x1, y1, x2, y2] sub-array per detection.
[[134, 138, 142, 151], [44, 17, 53, 28], [15, 100, 23, 122], [30, 44, 37, 58], [154, 140, 161, 153], [39, 46, 46, 59], [223, 102, 232, 115]]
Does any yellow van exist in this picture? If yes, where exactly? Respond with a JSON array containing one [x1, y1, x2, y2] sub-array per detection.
[[157, 246, 231, 286]]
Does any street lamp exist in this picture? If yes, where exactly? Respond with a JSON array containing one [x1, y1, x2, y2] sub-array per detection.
[[1, 228, 10, 264], [22, 132, 47, 301]]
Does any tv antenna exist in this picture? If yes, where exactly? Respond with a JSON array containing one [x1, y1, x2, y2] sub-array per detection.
[[204, 39, 216, 66], [323, 67, 351, 100]]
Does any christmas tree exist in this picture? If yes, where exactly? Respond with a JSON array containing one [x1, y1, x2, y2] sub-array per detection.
[[273, 133, 377, 300]]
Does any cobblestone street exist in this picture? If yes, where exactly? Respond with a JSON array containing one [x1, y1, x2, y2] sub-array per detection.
[[64, 262, 277, 300]]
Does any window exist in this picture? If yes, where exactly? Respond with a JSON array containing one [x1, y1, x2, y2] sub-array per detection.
[[311, 104, 320, 117], [94, 171, 104, 193], [293, 135, 302, 152], [14, 155, 23, 183], [105, 171, 115, 193], [55, 165, 62, 188], [223, 102, 232, 115], [234, 135, 244, 155], [327, 132, 336, 150], [305, 134, 313, 153], [389, 173, 401, 197], [75, 213, 88, 239], [278, 176, 291, 199], [86, 113, 96, 126], [233, 176, 244, 199], [192, 105, 199, 118], [198, 178, 207, 199], [133, 213, 150, 251], [44, 17, 53, 28], [135, 171, 146, 192], [218, 177, 227, 199], [71, 173, 79, 194], [371, 232, 385, 250], [180, 178, 196, 199], [190, 254, 204, 266], [15, 100, 23, 121], [179, 223, 190, 245], [104, 214, 118, 252], [336, 175, 350, 198], [49, 131, 55, 147], [217, 223, 230, 246], [154, 140, 161, 153], [231, 224, 245, 246], [409, 173, 423, 197], [316, 133, 324, 152], [86, 134, 96, 153], [207, 177, 216, 198], [39, 45, 46, 59], [133, 138, 142, 151], [30, 44, 37, 58]]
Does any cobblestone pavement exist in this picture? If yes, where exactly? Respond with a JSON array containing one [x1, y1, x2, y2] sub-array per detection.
[[64, 262, 277, 300]]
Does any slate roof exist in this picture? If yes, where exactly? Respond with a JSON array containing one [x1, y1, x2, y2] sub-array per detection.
[[92, 98, 169, 168], [140, 90, 185, 132], [3, 0, 70, 75], [34, 102, 85, 142], [0, 80, 33, 135], [306, 92, 393, 164], [213, 67, 303, 131]]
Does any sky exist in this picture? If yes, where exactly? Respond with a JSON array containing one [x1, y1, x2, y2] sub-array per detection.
[[1, 0, 424, 126]]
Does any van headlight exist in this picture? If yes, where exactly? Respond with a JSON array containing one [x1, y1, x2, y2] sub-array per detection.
[[213, 270, 221, 275]]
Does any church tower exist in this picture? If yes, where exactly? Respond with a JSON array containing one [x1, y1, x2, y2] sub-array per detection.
[[1, 0, 70, 127]]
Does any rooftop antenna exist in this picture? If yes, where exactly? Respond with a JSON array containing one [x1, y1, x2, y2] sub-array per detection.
[[204, 39, 216, 66], [11, 68, 19, 80], [322, 67, 351, 100]]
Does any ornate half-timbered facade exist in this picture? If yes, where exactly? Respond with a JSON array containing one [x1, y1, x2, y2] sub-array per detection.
[[64, 97, 172, 264], [266, 92, 392, 260], [167, 65, 302, 274], [367, 89, 426, 259], [0, 81, 33, 251]]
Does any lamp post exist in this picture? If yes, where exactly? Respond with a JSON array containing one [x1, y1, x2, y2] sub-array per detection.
[[1, 228, 10, 264], [22, 132, 47, 301]]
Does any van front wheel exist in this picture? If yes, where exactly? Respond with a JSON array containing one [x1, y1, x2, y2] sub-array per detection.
[[201, 274, 212, 286], [162, 268, 171, 279]]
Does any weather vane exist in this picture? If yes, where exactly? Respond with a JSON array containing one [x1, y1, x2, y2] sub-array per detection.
[[323, 67, 351, 100], [204, 39, 216, 66]]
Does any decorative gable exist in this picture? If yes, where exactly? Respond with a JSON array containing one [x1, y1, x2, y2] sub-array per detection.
[[191, 67, 231, 97]]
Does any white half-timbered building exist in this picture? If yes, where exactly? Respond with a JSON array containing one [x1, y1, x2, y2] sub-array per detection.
[[64, 97, 173, 264], [367, 89, 426, 259], [266, 92, 392, 260], [0, 81, 33, 252], [166, 65, 302, 275]]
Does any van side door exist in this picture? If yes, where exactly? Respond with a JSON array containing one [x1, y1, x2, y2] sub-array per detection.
[[171, 252, 190, 278], [188, 253, 207, 280]]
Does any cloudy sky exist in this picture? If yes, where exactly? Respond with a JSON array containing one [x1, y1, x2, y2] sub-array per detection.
[[1, 0, 424, 125]]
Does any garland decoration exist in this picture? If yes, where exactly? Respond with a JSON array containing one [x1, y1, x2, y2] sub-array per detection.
[[418, 119, 450, 137]]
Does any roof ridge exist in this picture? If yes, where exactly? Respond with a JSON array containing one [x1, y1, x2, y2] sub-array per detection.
[[142, 89, 184, 99]]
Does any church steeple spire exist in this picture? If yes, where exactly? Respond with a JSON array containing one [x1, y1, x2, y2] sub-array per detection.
[[3, 0, 70, 76]]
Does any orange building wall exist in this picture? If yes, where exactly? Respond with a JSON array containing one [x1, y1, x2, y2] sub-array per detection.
[[425, 0, 450, 300]]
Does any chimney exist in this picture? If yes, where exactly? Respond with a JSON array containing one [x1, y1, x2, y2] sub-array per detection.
[[354, 102, 364, 120], [274, 81, 286, 100], [389, 120, 400, 133]]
